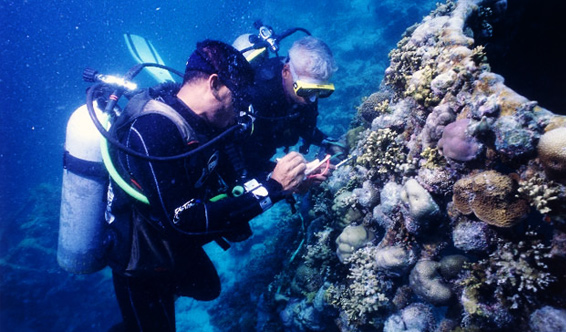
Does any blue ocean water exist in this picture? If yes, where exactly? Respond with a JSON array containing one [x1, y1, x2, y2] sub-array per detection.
[[1, 1, 436, 330]]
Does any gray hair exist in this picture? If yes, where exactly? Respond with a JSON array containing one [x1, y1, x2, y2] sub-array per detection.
[[288, 36, 337, 81]]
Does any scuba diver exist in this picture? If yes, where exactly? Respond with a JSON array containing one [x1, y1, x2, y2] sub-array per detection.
[[232, 22, 346, 176], [58, 40, 332, 331]]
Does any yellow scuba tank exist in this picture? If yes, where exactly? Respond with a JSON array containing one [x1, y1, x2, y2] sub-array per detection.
[[58, 101, 109, 274]]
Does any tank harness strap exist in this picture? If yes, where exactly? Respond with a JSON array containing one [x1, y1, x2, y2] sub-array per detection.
[[143, 99, 194, 143], [102, 94, 195, 205], [63, 150, 107, 180]]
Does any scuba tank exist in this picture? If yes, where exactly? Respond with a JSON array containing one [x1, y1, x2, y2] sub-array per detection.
[[58, 101, 109, 274], [57, 65, 171, 274], [233, 20, 311, 60], [57, 63, 255, 274]]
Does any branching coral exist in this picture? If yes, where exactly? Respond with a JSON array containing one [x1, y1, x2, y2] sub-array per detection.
[[459, 232, 556, 325], [405, 64, 441, 107], [326, 246, 394, 326], [303, 227, 336, 269], [356, 128, 408, 179], [518, 173, 562, 215]]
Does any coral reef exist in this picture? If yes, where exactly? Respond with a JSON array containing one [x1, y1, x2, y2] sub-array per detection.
[[452, 219, 493, 252], [458, 232, 559, 329], [332, 190, 364, 228], [352, 180, 380, 210], [374, 245, 417, 276], [204, 0, 566, 331]]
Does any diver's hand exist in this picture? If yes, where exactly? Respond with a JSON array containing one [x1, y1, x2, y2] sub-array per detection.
[[270, 152, 307, 192], [296, 158, 335, 193]]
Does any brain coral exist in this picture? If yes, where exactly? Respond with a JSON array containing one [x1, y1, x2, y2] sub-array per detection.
[[409, 260, 452, 305], [537, 127, 566, 179], [400, 178, 440, 234], [452, 170, 529, 227]]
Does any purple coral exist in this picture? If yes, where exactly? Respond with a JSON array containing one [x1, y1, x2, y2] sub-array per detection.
[[438, 118, 482, 161]]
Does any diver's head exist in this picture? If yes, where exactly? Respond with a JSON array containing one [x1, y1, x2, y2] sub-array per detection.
[[232, 33, 268, 64], [282, 36, 337, 105], [181, 40, 254, 128]]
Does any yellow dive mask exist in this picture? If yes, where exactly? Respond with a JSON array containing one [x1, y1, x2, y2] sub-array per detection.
[[288, 60, 335, 102]]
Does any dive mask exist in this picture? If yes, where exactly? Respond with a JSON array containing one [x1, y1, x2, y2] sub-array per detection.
[[288, 60, 335, 102]]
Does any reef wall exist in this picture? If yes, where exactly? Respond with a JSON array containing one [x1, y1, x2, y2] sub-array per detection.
[[258, 0, 566, 331]]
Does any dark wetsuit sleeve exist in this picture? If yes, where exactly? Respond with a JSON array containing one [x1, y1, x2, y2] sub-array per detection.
[[122, 114, 284, 236]]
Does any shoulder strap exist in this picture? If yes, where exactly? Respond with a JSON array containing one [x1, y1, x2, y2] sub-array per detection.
[[117, 89, 194, 143], [142, 99, 194, 143]]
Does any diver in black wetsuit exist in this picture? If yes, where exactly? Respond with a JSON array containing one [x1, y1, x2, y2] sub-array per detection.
[[239, 36, 344, 175], [106, 40, 326, 332]]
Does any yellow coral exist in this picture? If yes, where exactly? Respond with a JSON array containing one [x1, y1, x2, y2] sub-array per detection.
[[357, 128, 406, 176], [420, 147, 446, 168]]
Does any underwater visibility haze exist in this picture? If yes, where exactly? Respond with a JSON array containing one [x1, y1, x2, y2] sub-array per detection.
[[2, 0, 566, 331]]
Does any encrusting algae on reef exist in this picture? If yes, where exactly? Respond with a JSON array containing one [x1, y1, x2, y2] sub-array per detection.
[[261, 0, 566, 331]]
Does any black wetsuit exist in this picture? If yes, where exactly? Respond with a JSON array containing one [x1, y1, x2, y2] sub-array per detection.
[[108, 84, 285, 331], [244, 57, 327, 173]]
